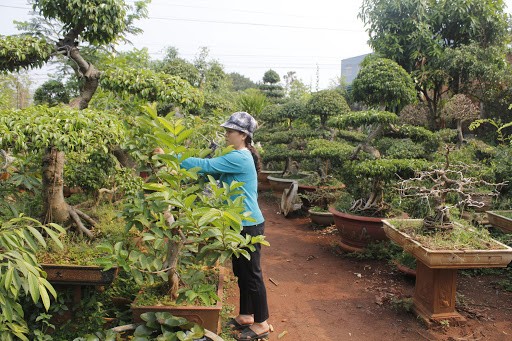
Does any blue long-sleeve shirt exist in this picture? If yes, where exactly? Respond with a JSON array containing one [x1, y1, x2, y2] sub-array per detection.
[[180, 149, 264, 226]]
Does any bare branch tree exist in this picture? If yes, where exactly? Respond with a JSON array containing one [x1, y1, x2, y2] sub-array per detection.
[[397, 146, 507, 230]]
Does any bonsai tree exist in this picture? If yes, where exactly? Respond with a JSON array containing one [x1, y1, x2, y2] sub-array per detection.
[[259, 69, 285, 103], [306, 89, 350, 128], [397, 146, 506, 230], [256, 98, 323, 175], [0, 106, 124, 237], [442, 94, 479, 147], [351, 57, 416, 113], [325, 56, 425, 215], [329, 110, 432, 215], [0, 1, 147, 229], [348, 57, 417, 159]]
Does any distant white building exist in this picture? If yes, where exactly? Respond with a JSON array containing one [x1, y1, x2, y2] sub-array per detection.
[[340, 53, 371, 85]]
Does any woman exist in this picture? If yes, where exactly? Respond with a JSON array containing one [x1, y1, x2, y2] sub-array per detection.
[[180, 112, 270, 341]]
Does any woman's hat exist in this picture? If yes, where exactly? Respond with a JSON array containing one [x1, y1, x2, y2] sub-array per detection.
[[220, 112, 258, 138]]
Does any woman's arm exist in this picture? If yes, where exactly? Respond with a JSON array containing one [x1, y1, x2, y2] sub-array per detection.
[[180, 151, 245, 175]]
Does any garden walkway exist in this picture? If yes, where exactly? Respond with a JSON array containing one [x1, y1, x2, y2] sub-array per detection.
[[225, 195, 512, 341]]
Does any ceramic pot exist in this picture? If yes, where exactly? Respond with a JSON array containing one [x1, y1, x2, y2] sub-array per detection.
[[308, 209, 334, 226], [131, 274, 224, 334], [329, 207, 387, 252], [258, 170, 282, 192], [487, 210, 512, 233]]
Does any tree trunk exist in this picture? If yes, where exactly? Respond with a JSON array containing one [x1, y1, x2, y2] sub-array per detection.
[[166, 239, 184, 300], [38, 28, 100, 237], [456, 119, 464, 148], [351, 124, 383, 160], [42, 148, 70, 224], [42, 148, 95, 237], [164, 211, 184, 300], [112, 146, 138, 169]]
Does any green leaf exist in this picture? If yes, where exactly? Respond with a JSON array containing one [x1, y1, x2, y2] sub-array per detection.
[[26, 226, 46, 247], [39, 283, 51, 311], [27, 273, 40, 304], [198, 209, 220, 226]]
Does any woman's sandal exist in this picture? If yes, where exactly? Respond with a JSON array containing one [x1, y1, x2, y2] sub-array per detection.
[[226, 318, 252, 331], [234, 327, 270, 341]]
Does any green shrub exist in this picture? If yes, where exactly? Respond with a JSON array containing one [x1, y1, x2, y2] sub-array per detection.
[[377, 138, 426, 159]]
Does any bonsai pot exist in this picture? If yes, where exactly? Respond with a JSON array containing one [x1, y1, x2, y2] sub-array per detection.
[[267, 175, 298, 199], [131, 274, 224, 334], [42, 264, 119, 286], [487, 210, 512, 233], [329, 207, 387, 252], [43, 264, 120, 322], [308, 209, 334, 227], [382, 219, 512, 324], [258, 170, 282, 192]]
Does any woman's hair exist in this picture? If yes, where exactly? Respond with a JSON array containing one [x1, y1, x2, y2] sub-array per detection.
[[245, 136, 262, 173]]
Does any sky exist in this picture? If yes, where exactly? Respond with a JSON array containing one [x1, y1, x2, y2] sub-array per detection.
[[1, 0, 512, 91]]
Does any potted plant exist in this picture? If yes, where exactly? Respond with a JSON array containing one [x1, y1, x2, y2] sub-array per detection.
[[78, 311, 224, 340], [382, 146, 512, 324], [37, 203, 127, 287], [325, 57, 422, 252], [257, 129, 316, 198], [255, 99, 329, 198], [99, 107, 267, 334], [328, 110, 431, 252]]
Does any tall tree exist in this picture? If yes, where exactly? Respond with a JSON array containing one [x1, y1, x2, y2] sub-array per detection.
[[0, 0, 150, 228], [33, 79, 70, 106], [0, 1, 202, 232], [283, 71, 297, 95], [0, 75, 18, 110], [154, 46, 201, 86], [359, 0, 510, 127], [229, 72, 257, 91]]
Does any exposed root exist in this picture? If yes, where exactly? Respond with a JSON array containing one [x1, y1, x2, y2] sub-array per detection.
[[69, 206, 94, 238], [74, 207, 97, 226]]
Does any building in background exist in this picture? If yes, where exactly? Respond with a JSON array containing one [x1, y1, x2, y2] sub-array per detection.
[[340, 53, 371, 85]]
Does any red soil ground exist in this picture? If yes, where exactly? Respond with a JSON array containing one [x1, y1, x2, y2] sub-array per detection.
[[225, 195, 512, 341]]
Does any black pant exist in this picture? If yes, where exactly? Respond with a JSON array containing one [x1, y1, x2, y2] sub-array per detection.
[[232, 222, 269, 323]]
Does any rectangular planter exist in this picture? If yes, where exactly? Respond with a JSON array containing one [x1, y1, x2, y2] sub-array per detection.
[[42, 264, 119, 285], [382, 219, 512, 269], [487, 210, 512, 233], [131, 274, 224, 334]]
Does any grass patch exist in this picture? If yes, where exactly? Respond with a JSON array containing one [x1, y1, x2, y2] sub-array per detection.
[[386, 219, 507, 250], [36, 202, 132, 265]]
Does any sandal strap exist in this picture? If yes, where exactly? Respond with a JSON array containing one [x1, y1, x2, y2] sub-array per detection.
[[235, 327, 270, 341]]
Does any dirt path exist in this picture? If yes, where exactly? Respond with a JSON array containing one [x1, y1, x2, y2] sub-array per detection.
[[226, 195, 512, 341]]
